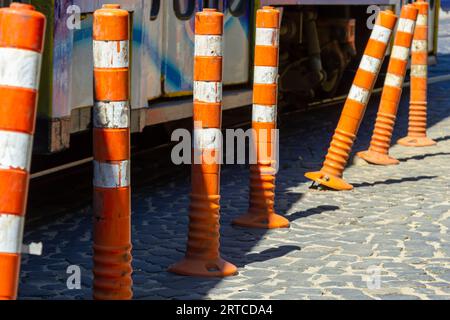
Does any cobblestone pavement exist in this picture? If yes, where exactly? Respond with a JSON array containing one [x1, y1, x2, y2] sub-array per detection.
[[19, 23, 450, 301]]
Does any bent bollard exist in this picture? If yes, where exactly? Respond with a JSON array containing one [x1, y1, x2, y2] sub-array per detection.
[[305, 10, 397, 191]]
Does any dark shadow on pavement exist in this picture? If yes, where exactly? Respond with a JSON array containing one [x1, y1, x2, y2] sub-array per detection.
[[352, 176, 438, 188], [398, 152, 450, 162]]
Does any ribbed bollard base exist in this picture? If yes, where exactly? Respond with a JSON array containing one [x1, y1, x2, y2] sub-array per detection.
[[305, 171, 353, 191], [168, 257, 237, 278], [397, 136, 437, 147]]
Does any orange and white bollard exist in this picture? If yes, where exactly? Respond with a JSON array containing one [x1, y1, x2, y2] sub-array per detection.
[[0, 3, 46, 300], [398, 0, 436, 147], [169, 8, 237, 277], [358, 4, 419, 165], [232, 6, 289, 229], [305, 10, 397, 191], [92, 4, 132, 300]]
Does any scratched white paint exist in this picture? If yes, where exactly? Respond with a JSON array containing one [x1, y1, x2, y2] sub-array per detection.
[[93, 40, 129, 68], [391, 45, 410, 61], [348, 85, 370, 105], [94, 101, 129, 129], [252, 104, 277, 123], [385, 73, 403, 88], [255, 28, 279, 46], [93, 160, 130, 188], [0, 214, 24, 254], [0, 48, 41, 90], [412, 40, 427, 53], [411, 65, 427, 78], [370, 24, 392, 44], [359, 55, 381, 73], [193, 81, 222, 103], [397, 18, 416, 34], [0, 130, 32, 171], [194, 35, 223, 57], [254, 66, 278, 84], [416, 14, 427, 26], [193, 128, 222, 150]]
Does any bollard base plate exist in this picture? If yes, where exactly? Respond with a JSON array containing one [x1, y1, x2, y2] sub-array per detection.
[[232, 212, 290, 229], [168, 257, 238, 278], [357, 150, 400, 166], [397, 136, 437, 147], [305, 171, 353, 191]]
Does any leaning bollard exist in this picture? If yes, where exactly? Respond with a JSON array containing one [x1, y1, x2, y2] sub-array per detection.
[[169, 8, 237, 277], [92, 4, 133, 300], [0, 3, 46, 300], [358, 4, 419, 165], [398, 0, 436, 147], [232, 6, 289, 229], [305, 10, 397, 191]]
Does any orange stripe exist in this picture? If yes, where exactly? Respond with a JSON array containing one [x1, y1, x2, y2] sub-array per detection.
[[191, 171, 219, 196], [387, 58, 408, 76], [0, 86, 36, 134], [193, 102, 222, 129], [195, 9, 223, 35], [93, 187, 131, 246], [192, 152, 220, 174], [0, 253, 20, 300], [378, 98, 400, 115], [415, 2, 428, 15], [411, 77, 427, 92], [254, 46, 279, 67], [377, 10, 397, 30], [253, 122, 276, 144], [256, 7, 280, 28], [380, 85, 402, 105], [411, 52, 428, 65], [194, 57, 222, 82], [93, 7, 129, 41], [338, 99, 366, 133], [413, 26, 428, 40], [400, 4, 419, 20], [395, 31, 414, 48], [253, 84, 277, 105], [0, 4, 46, 53], [93, 128, 130, 162], [353, 69, 377, 91], [255, 141, 275, 162], [0, 169, 28, 216], [364, 39, 388, 60], [94, 69, 129, 101]]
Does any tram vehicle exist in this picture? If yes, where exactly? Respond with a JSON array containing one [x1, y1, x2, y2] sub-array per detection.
[[0, 0, 441, 155]]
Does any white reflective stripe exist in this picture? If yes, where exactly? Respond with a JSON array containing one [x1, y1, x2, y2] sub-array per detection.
[[0, 48, 41, 90], [0, 130, 32, 171], [411, 65, 427, 78], [252, 104, 277, 123], [385, 73, 403, 88], [397, 18, 416, 34], [93, 40, 129, 68], [194, 35, 223, 57], [412, 40, 427, 53], [193, 128, 222, 150], [93, 160, 130, 188], [359, 55, 381, 73], [193, 81, 223, 103], [94, 101, 129, 129], [391, 45, 410, 61], [416, 14, 427, 26], [0, 214, 24, 254], [348, 85, 370, 105], [255, 28, 279, 46], [370, 24, 392, 44], [254, 66, 278, 84]]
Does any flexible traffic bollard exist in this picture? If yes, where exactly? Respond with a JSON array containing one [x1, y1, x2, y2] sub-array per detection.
[[169, 8, 237, 277], [398, 0, 436, 147], [232, 6, 289, 229], [0, 3, 46, 300], [92, 4, 132, 300], [305, 10, 397, 191], [358, 5, 418, 165]]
